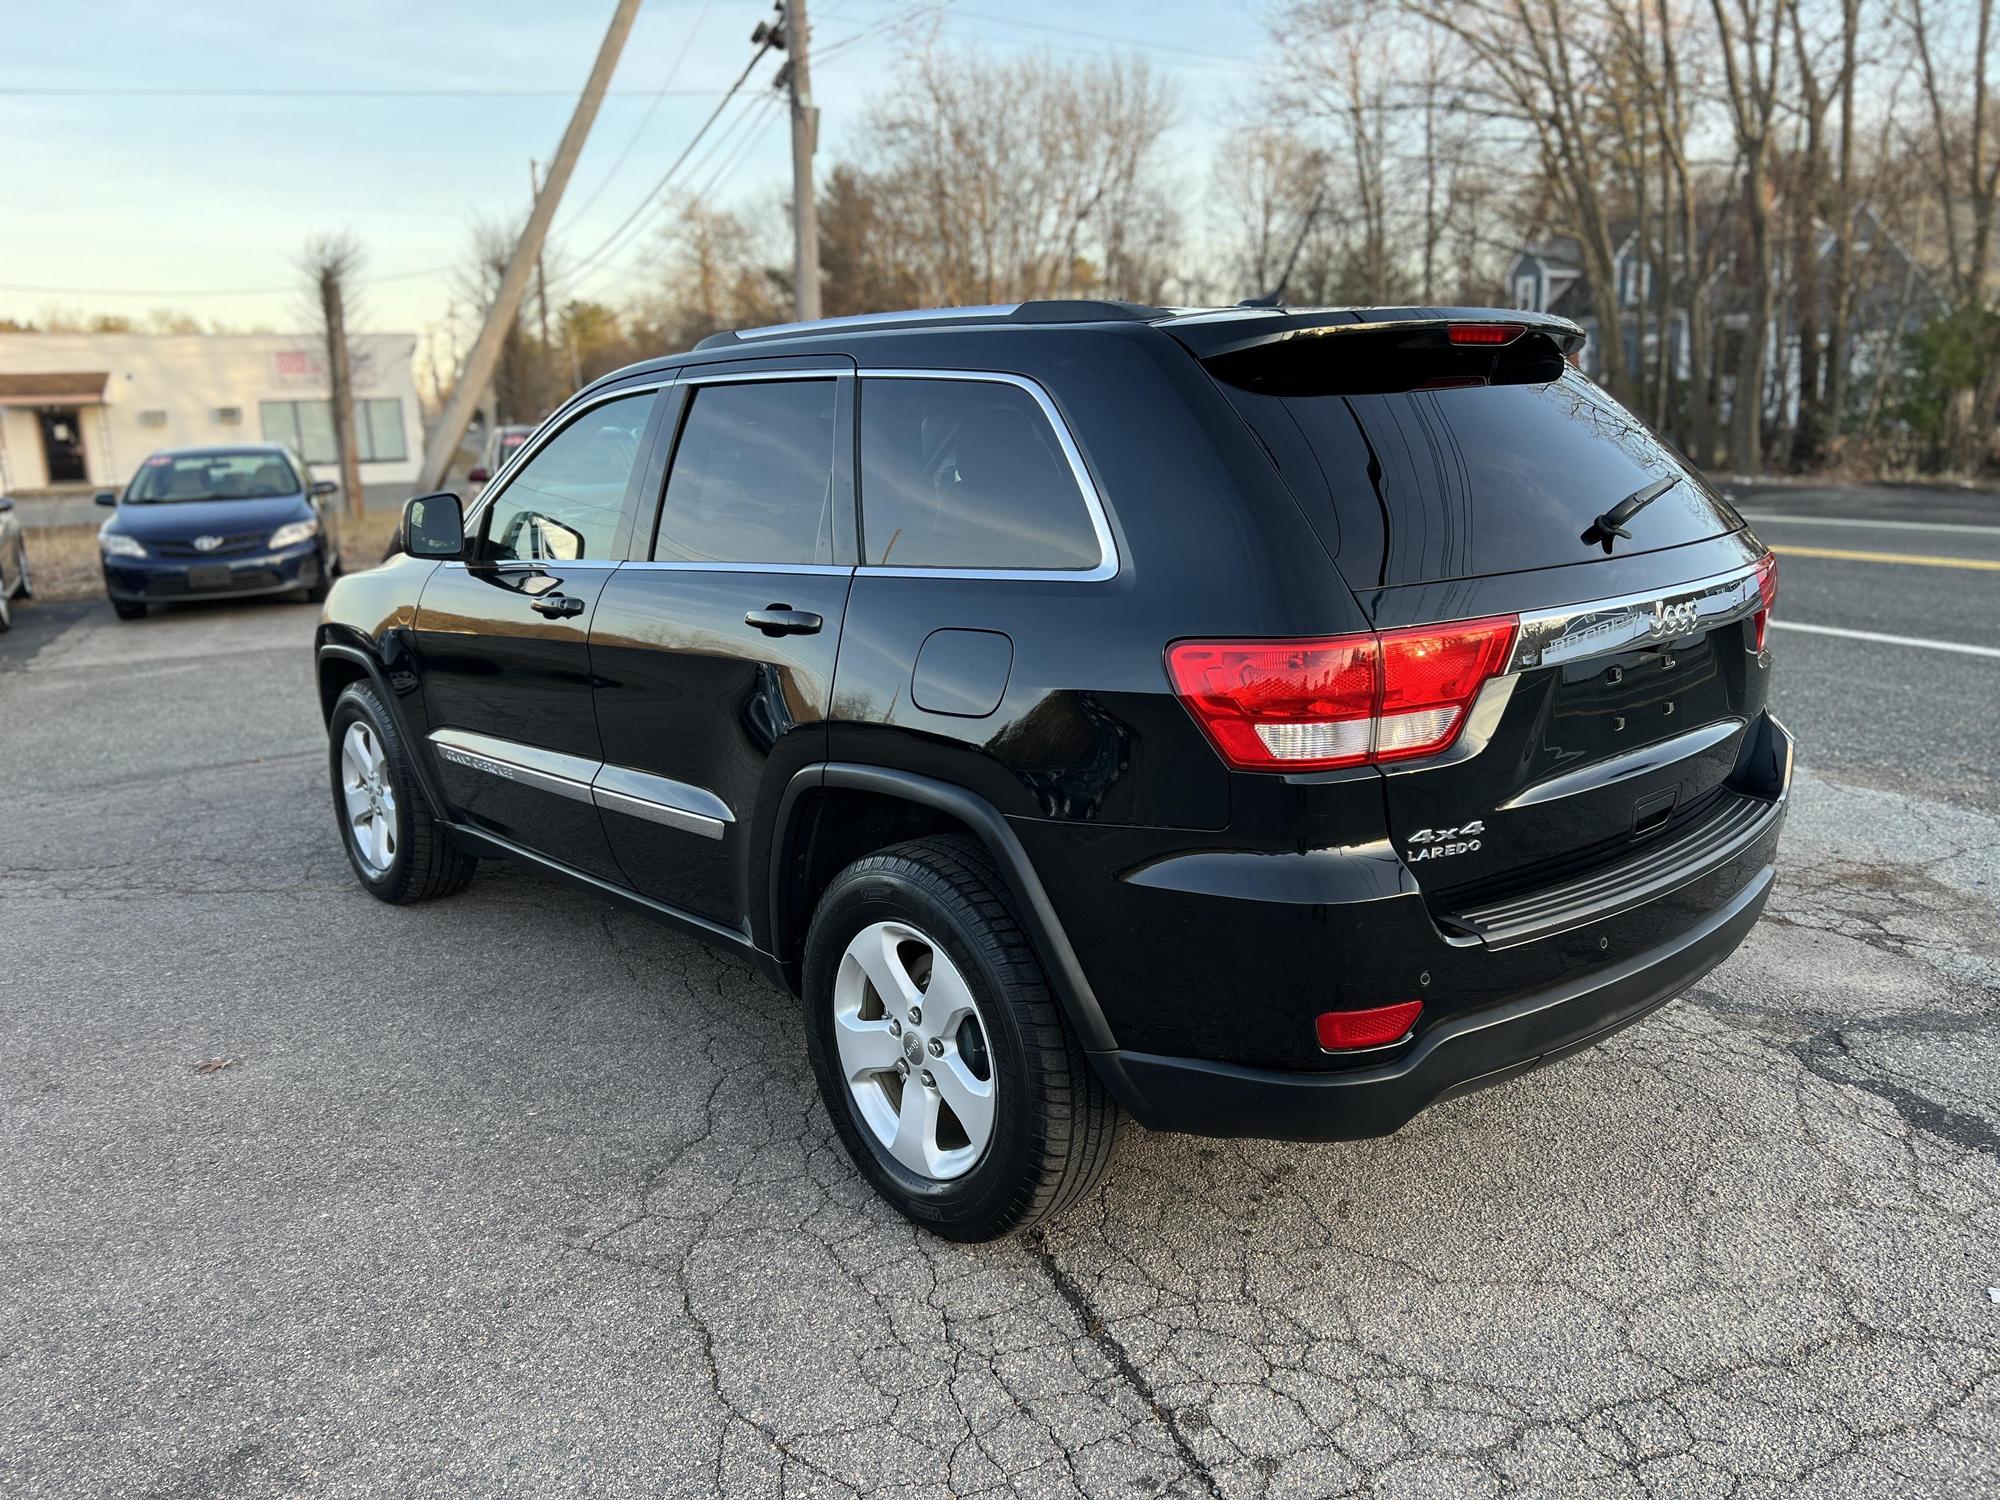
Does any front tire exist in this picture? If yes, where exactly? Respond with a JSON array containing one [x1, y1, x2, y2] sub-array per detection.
[[301, 553, 332, 604], [803, 835, 1120, 1241], [328, 682, 477, 903]]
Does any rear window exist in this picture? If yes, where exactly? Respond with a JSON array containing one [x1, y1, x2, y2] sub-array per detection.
[[1214, 353, 1741, 587], [859, 377, 1102, 571]]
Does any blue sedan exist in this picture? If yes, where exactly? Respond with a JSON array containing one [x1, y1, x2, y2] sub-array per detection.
[[96, 445, 345, 620]]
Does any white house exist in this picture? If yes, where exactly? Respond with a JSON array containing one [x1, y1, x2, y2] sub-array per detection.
[[0, 331, 423, 492]]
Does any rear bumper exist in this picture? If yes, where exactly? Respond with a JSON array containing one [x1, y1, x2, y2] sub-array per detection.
[[1094, 860, 1772, 1140], [1075, 711, 1794, 1138]]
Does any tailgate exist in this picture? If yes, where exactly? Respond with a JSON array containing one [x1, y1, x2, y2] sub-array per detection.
[[1374, 558, 1776, 915]]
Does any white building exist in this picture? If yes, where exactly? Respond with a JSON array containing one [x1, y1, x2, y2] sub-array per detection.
[[0, 332, 423, 492]]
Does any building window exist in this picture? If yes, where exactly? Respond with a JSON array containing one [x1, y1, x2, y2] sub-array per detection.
[[260, 397, 407, 464], [1514, 274, 1537, 310], [213, 406, 243, 425], [138, 409, 168, 427]]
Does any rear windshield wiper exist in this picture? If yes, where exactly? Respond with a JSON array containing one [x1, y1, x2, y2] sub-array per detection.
[[1583, 474, 1680, 553]]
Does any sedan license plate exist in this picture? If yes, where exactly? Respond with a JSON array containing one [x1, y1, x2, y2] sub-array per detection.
[[187, 564, 233, 591]]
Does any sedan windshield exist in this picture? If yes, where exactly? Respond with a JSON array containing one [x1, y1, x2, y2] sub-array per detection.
[[126, 452, 300, 503]]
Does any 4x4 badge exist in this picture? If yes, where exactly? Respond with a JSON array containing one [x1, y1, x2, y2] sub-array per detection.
[[1407, 820, 1485, 862]]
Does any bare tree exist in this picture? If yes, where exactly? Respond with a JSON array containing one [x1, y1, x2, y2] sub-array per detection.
[[299, 232, 366, 517]]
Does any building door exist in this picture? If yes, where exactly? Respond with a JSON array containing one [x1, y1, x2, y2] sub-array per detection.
[[38, 409, 86, 483]]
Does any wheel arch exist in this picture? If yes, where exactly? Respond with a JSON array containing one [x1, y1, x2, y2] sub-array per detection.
[[316, 639, 447, 818], [765, 763, 1119, 1055]]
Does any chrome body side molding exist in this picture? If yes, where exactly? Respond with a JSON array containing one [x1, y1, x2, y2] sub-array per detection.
[[591, 763, 731, 840], [431, 728, 596, 805], [429, 730, 732, 841]]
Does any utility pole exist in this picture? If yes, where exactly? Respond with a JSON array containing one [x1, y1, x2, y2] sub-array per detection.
[[418, 0, 642, 493], [761, 0, 820, 322], [529, 159, 553, 351]]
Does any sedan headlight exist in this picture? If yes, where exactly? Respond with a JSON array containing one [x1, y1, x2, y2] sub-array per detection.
[[100, 531, 146, 559], [269, 518, 321, 549]]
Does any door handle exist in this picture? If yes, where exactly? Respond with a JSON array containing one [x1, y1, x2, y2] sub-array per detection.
[[745, 605, 823, 637], [530, 593, 585, 618]]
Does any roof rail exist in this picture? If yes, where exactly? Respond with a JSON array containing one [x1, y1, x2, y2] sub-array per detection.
[[693, 299, 1164, 350]]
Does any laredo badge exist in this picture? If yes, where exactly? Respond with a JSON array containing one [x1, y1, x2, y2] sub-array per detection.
[[1406, 821, 1485, 862]]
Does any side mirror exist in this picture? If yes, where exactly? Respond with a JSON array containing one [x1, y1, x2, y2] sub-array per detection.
[[402, 492, 465, 560], [466, 466, 491, 485], [94, 490, 118, 507], [0, 495, 13, 513], [311, 478, 339, 497]]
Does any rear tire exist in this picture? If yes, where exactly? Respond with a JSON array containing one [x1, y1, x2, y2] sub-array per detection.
[[803, 835, 1120, 1241], [15, 546, 31, 600], [328, 681, 477, 903], [112, 598, 146, 621]]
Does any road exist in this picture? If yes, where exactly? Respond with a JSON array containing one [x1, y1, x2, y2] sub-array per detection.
[[3, 484, 1998, 1498]]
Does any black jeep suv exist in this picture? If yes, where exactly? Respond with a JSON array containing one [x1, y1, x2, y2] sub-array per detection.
[[317, 301, 1791, 1241]]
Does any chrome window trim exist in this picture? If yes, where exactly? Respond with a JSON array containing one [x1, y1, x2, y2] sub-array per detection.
[[620, 560, 853, 576], [461, 379, 671, 551], [1508, 560, 1765, 672], [852, 368, 1120, 583]]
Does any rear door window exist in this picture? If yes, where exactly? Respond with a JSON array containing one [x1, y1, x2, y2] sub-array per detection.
[[1221, 364, 1741, 586], [859, 377, 1103, 571], [654, 380, 838, 565]]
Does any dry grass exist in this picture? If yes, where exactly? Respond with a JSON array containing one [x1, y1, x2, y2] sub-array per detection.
[[20, 525, 107, 603], [20, 504, 408, 606]]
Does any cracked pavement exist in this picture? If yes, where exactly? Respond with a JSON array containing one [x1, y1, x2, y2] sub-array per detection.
[[3, 584, 1998, 1498]]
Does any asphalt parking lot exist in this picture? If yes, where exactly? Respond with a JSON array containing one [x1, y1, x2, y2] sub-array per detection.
[[3, 484, 1998, 1498]]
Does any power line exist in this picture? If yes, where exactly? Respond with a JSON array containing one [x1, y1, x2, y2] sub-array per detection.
[[0, 262, 452, 299], [555, 0, 718, 233], [949, 9, 1267, 68], [0, 85, 739, 99], [544, 37, 780, 294]]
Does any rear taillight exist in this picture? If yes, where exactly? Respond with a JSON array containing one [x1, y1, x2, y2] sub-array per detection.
[[1167, 616, 1517, 772], [1317, 1001, 1424, 1051], [1752, 552, 1778, 651]]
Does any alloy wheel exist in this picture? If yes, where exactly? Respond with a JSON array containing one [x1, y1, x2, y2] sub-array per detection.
[[339, 720, 398, 875], [832, 920, 997, 1180]]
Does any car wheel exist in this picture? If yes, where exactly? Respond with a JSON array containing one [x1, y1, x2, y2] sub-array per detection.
[[328, 682, 477, 903], [0, 585, 10, 632], [803, 835, 1120, 1241], [112, 599, 147, 621]]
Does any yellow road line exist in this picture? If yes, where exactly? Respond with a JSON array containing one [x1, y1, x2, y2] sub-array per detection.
[[1769, 543, 2000, 572]]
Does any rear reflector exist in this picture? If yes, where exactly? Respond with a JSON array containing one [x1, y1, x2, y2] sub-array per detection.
[[1752, 552, 1778, 651], [1167, 617, 1517, 771], [1447, 323, 1524, 346], [1317, 1000, 1424, 1051]]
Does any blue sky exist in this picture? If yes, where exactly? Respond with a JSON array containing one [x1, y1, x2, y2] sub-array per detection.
[[0, 1, 1276, 345]]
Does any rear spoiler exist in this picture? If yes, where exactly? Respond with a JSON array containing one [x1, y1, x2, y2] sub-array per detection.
[[1163, 307, 1587, 362]]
